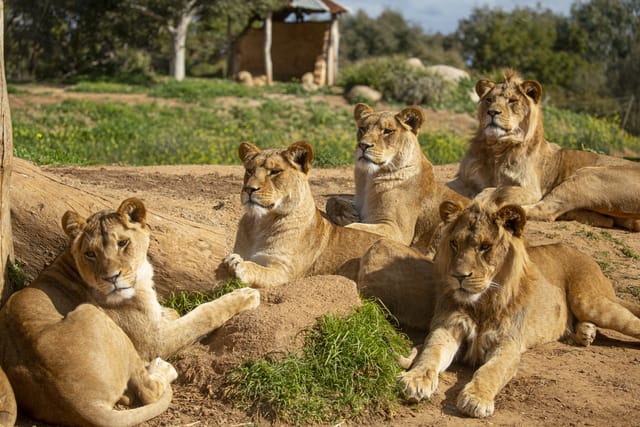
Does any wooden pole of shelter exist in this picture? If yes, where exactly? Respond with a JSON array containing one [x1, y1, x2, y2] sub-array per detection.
[[326, 16, 339, 86], [0, 0, 14, 304], [264, 12, 273, 85]]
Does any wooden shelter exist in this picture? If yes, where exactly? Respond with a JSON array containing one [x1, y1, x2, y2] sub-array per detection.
[[232, 0, 348, 86]]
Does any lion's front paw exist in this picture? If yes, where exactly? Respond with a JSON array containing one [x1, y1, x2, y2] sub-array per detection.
[[397, 368, 438, 402], [574, 321, 597, 346], [223, 253, 249, 281], [230, 287, 261, 311], [148, 357, 178, 384], [457, 383, 495, 418]]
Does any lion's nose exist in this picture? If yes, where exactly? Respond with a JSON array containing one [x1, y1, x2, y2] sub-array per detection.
[[104, 271, 121, 284], [453, 272, 472, 284], [487, 109, 501, 117], [358, 141, 373, 151], [243, 185, 259, 195]]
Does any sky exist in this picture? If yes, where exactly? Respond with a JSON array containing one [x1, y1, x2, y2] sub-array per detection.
[[339, 0, 575, 35]]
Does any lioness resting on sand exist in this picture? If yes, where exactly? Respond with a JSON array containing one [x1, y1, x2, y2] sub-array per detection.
[[222, 141, 383, 288], [326, 103, 469, 256], [0, 198, 260, 427], [448, 69, 640, 231], [398, 199, 640, 418]]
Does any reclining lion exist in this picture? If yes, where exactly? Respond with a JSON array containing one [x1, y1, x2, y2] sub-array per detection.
[[0, 198, 260, 426], [398, 198, 640, 418], [326, 104, 469, 256], [448, 69, 640, 230], [222, 141, 383, 288]]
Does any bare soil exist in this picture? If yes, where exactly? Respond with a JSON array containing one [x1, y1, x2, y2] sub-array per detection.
[[8, 87, 640, 426]]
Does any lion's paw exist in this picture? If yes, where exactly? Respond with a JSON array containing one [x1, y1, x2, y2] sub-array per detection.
[[230, 287, 261, 311], [574, 321, 597, 346], [325, 197, 359, 226], [397, 369, 438, 402], [223, 253, 250, 281], [457, 384, 494, 418], [148, 357, 178, 384]]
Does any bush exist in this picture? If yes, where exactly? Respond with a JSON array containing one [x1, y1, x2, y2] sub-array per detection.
[[339, 57, 452, 106]]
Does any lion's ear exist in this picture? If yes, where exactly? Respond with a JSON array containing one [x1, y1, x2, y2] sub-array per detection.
[[118, 198, 147, 227], [521, 80, 542, 104], [62, 211, 86, 239], [353, 103, 373, 122], [439, 200, 464, 224], [396, 106, 424, 135], [286, 141, 314, 174], [494, 205, 526, 237], [475, 79, 495, 98], [238, 142, 260, 163]]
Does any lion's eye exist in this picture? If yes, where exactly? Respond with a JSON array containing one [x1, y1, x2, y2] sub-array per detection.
[[358, 127, 366, 135], [479, 243, 492, 252], [118, 239, 129, 249], [245, 168, 254, 176], [383, 128, 394, 135], [450, 240, 458, 253], [269, 169, 281, 176], [85, 251, 96, 259]]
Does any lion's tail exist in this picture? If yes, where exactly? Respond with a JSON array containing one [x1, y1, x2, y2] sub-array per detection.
[[79, 385, 173, 427]]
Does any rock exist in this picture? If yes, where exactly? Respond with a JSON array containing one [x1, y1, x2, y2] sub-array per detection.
[[345, 85, 382, 103], [426, 64, 470, 82]]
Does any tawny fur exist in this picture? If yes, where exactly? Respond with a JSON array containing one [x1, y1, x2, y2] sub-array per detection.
[[326, 104, 469, 256], [0, 198, 260, 427], [398, 199, 640, 418], [222, 141, 383, 288], [448, 69, 640, 231]]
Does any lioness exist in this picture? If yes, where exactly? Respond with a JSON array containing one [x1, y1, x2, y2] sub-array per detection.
[[398, 199, 640, 418], [449, 69, 640, 231], [222, 141, 383, 287], [0, 198, 260, 426], [326, 103, 469, 255]]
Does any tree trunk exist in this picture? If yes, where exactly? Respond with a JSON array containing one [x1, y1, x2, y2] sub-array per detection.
[[0, 3, 17, 425], [170, 13, 192, 81], [0, 0, 14, 305], [264, 13, 273, 85]]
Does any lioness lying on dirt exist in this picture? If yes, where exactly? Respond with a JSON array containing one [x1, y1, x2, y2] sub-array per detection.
[[398, 198, 640, 418], [222, 141, 383, 287], [0, 198, 260, 427], [326, 103, 468, 256], [449, 69, 640, 231]]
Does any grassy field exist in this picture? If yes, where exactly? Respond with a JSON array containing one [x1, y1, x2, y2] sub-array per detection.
[[10, 78, 640, 168]]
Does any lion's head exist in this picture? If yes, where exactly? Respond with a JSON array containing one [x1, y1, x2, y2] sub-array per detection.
[[353, 103, 425, 173], [474, 69, 543, 147], [434, 199, 529, 305], [238, 141, 314, 217], [62, 198, 151, 306]]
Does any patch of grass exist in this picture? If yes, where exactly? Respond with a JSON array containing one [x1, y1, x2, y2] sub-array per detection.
[[222, 300, 411, 424], [67, 81, 148, 94], [620, 286, 640, 299], [163, 278, 246, 316], [7, 259, 27, 293], [574, 228, 599, 240], [593, 250, 614, 276], [420, 131, 467, 165], [598, 231, 639, 260]]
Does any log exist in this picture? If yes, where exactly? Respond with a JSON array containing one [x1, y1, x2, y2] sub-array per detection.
[[11, 158, 229, 297]]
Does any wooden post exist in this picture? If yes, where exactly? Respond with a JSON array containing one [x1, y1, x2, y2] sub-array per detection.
[[0, 0, 14, 304], [264, 12, 273, 85], [330, 16, 340, 86]]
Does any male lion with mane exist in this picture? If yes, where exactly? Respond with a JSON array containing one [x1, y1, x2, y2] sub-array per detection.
[[449, 69, 640, 231], [398, 198, 640, 418], [222, 141, 383, 287], [326, 103, 468, 256], [0, 198, 259, 427]]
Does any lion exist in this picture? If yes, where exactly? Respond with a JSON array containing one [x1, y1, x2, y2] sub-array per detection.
[[448, 69, 640, 231], [221, 141, 383, 288], [0, 198, 260, 427], [397, 198, 640, 418], [326, 103, 469, 256]]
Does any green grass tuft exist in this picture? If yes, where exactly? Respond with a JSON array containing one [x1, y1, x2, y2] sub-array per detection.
[[222, 300, 411, 424], [163, 279, 246, 316]]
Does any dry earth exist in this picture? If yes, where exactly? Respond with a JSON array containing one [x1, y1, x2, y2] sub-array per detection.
[[8, 87, 640, 426]]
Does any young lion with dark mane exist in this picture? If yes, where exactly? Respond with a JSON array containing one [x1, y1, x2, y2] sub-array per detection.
[[398, 198, 640, 418], [221, 141, 383, 288], [448, 69, 640, 231], [0, 198, 260, 427]]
